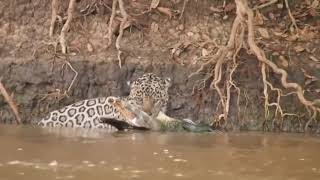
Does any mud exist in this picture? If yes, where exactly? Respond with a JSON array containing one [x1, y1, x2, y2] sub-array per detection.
[[1, 0, 320, 132]]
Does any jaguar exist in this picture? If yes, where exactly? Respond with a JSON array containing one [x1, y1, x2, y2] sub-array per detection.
[[37, 96, 132, 131], [37, 73, 171, 131], [128, 73, 171, 116]]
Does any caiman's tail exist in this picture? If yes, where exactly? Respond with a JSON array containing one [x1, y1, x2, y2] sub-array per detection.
[[156, 113, 217, 133], [180, 119, 214, 133]]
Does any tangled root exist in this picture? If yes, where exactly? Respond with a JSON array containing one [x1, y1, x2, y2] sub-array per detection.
[[191, 0, 320, 131], [49, 0, 59, 37], [107, 0, 118, 48], [115, 0, 129, 69], [49, 0, 76, 54], [60, 0, 76, 54], [106, 0, 129, 68]]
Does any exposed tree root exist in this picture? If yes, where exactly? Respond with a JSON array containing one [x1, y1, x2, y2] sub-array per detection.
[[49, 0, 59, 37], [253, 0, 278, 10], [239, 0, 320, 129], [0, 80, 22, 124], [284, 0, 299, 33], [62, 60, 78, 92], [38, 58, 78, 105], [106, 0, 118, 48], [261, 63, 296, 130], [191, 0, 320, 131], [60, 0, 76, 54], [179, 0, 189, 20], [116, 0, 128, 69], [105, 0, 129, 68]]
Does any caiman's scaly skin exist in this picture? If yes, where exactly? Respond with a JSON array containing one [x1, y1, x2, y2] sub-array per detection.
[[109, 98, 214, 133]]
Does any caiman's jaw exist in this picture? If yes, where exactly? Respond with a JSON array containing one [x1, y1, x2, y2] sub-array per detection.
[[110, 97, 151, 129]]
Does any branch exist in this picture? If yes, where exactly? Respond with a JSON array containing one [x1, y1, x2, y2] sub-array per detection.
[[0, 80, 22, 124]]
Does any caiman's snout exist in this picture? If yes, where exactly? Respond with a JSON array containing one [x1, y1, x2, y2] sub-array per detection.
[[108, 97, 149, 128]]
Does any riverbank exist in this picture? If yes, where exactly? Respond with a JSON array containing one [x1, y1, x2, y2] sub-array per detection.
[[1, 0, 320, 132]]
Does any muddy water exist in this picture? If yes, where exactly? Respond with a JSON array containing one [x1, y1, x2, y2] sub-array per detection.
[[0, 125, 320, 180]]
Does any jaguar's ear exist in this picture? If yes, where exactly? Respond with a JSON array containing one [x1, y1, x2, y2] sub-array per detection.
[[126, 81, 131, 87], [165, 77, 172, 87], [107, 96, 115, 103]]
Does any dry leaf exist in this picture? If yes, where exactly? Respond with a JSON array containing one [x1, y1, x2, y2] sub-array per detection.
[[150, 22, 159, 33], [277, 3, 283, 9], [257, 28, 269, 39], [202, 48, 209, 57], [301, 68, 318, 80], [224, 3, 236, 12], [300, 26, 317, 41], [305, 79, 313, 86], [150, 0, 160, 9], [268, 12, 276, 20], [272, 52, 280, 56], [309, 8, 318, 16], [311, 0, 319, 8], [279, 55, 289, 68], [294, 46, 305, 53], [286, 34, 299, 41], [210, 6, 223, 13], [273, 31, 284, 36], [255, 11, 264, 25], [87, 43, 93, 52], [309, 55, 320, 62], [157, 7, 172, 18], [301, 68, 318, 86]]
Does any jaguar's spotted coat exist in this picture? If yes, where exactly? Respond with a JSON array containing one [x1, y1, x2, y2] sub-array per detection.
[[128, 73, 171, 116], [37, 73, 171, 131], [37, 96, 128, 131]]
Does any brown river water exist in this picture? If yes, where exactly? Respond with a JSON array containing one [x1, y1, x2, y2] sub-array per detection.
[[0, 125, 320, 180]]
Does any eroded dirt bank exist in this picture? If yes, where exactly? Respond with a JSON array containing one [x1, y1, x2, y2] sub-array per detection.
[[0, 58, 310, 132], [0, 59, 218, 124], [1, 0, 320, 132]]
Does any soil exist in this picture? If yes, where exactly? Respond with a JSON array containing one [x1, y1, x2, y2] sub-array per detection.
[[1, 0, 320, 132]]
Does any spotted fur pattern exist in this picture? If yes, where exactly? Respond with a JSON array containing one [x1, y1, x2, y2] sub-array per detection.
[[38, 96, 125, 131], [38, 73, 171, 131], [128, 73, 171, 115]]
